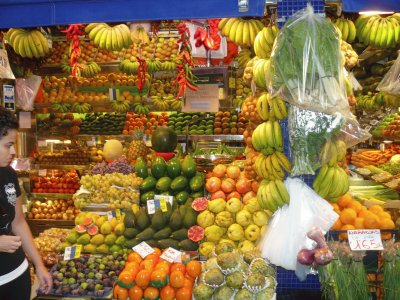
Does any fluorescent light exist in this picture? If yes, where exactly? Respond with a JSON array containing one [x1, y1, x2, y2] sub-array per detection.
[[359, 11, 394, 15], [45, 139, 61, 143]]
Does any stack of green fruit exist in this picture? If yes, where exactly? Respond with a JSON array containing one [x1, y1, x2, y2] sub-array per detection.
[[166, 112, 215, 135], [135, 155, 205, 205], [64, 212, 127, 255], [80, 113, 126, 135]]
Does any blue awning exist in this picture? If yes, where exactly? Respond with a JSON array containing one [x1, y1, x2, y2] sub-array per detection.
[[342, 0, 400, 13], [0, 0, 266, 29]]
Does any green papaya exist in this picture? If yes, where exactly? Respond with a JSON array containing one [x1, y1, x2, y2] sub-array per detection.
[[135, 207, 150, 230], [140, 191, 155, 205], [166, 157, 182, 178], [134, 157, 148, 179], [189, 174, 205, 192], [151, 209, 166, 231], [125, 238, 141, 249], [153, 227, 172, 240], [183, 207, 198, 228], [179, 239, 198, 251], [140, 176, 157, 192], [190, 191, 204, 199], [156, 177, 172, 192], [169, 207, 183, 230], [135, 227, 155, 241], [158, 239, 180, 249], [181, 155, 197, 178], [170, 228, 188, 241], [175, 190, 189, 205], [124, 228, 139, 239], [145, 240, 160, 248], [151, 157, 167, 179], [179, 204, 187, 217], [170, 176, 188, 192]]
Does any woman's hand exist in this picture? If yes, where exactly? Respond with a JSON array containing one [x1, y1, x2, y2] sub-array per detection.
[[0, 235, 21, 253], [35, 264, 52, 294]]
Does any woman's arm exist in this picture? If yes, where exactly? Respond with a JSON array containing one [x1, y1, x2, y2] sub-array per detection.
[[12, 196, 52, 293]]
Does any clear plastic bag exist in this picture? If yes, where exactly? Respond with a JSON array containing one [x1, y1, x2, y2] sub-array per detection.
[[0, 49, 15, 79], [268, 4, 350, 117], [377, 52, 400, 95], [15, 75, 42, 111], [258, 178, 338, 278]]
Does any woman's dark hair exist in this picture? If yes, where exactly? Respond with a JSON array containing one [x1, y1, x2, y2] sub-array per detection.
[[0, 106, 18, 138]]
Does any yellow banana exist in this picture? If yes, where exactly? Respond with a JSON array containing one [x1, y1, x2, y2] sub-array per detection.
[[341, 19, 349, 41], [234, 20, 244, 46], [347, 20, 356, 43], [248, 20, 258, 45], [104, 28, 112, 50], [272, 120, 282, 150], [242, 21, 250, 47], [26, 33, 40, 58], [23, 34, 33, 58], [275, 179, 290, 204], [385, 19, 395, 48], [274, 151, 291, 173], [369, 18, 381, 47], [218, 18, 229, 31], [379, 19, 388, 48], [13, 33, 25, 56], [222, 18, 237, 37], [229, 19, 241, 42], [313, 164, 328, 191], [264, 121, 274, 149], [93, 26, 107, 46], [89, 23, 108, 40], [254, 19, 264, 31]]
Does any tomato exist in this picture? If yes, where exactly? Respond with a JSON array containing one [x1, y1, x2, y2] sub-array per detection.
[[170, 262, 186, 274], [128, 286, 143, 300], [185, 261, 201, 279], [143, 286, 159, 300], [169, 270, 185, 288], [160, 285, 175, 300], [135, 269, 152, 289], [128, 252, 143, 264], [176, 287, 192, 300], [113, 285, 129, 300]]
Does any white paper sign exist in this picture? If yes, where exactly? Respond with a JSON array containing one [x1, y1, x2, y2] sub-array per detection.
[[38, 140, 46, 147], [160, 247, 181, 263], [347, 229, 384, 251], [63, 245, 82, 261], [132, 242, 155, 259], [38, 169, 47, 176], [183, 84, 219, 113], [147, 199, 168, 214]]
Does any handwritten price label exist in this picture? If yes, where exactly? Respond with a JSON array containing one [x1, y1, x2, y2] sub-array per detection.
[[347, 229, 384, 251], [160, 247, 181, 263], [63, 245, 82, 261], [132, 242, 154, 259], [107, 209, 121, 220]]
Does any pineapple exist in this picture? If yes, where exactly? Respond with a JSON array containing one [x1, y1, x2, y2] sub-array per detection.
[[127, 129, 149, 162]]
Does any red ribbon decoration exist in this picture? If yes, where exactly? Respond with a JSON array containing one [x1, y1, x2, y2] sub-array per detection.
[[61, 24, 85, 78]]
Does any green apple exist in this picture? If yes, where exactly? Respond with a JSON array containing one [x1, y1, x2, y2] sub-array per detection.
[[226, 197, 242, 213], [227, 223, 244, 241], [252, 210, 270, 227], [236, 210, 252, 227], [244, 197, 261, 213], [244, 224, 260, 241], [238, 240, 255, 253]]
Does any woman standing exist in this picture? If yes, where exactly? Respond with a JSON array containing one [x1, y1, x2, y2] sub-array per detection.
[[0, 107, 52, 299]]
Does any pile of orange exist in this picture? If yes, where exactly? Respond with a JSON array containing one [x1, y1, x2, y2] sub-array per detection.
[[330, 193, 395, 239], [113, 248, 202, 300]]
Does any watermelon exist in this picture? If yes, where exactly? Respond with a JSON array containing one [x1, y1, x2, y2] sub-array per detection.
[[151, 126, 177, 152]]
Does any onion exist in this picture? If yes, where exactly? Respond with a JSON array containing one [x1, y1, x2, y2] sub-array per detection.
[[314, 248, 333, 266], [307, 227, 328, 249], [297, 249, 316, 265]]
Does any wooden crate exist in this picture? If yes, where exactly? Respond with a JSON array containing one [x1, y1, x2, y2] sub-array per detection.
[[27, 219, 74, 237]]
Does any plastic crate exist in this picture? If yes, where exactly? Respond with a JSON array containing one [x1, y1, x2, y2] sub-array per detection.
[[276, 267, 321, 291]]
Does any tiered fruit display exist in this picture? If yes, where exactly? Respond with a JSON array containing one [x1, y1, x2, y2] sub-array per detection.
[[313, 139, 350, 199], [123, 112, 168, 135], [123, 201, 200, 251], [64, 212, 129, 254], [167, 112, 214, 135], [74, 172, 142, 209], [34, 228, 71, 267], [330, 193, 396, 239], [37, 148, 91, 165], [31, 170, 80, 194], [374, 112, 400, 138], [355, 14, 400, 48], [46, 252, 126, 297], [80, 113, 126, 135], [113, 250, 202, 300], [6, 28, 50, 58], [215, 111, 247, 135], [193, 249, 276, 299], [36, 113, 82, 135], [218, 18, 264, 47], [28, 198, 79, 220], [332, 18, 356, 43], [350, 148, 397, 167]]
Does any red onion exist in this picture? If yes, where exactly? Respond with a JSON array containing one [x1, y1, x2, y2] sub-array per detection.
[[297, 249, 316, 265], [307, 227, 328, 249], [314, 248, 333, 266]]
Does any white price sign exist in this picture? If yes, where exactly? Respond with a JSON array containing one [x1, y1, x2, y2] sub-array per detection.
[[160, 247, 181, 263], [347, 229, 384, 251], [132, 242, 154, 259], [63, 245, 82, 261], [38, 169, 47, 177]]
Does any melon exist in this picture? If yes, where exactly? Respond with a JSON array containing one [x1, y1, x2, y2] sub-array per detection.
[[103, 139, 123, 161], [151, 126, 177, 153]]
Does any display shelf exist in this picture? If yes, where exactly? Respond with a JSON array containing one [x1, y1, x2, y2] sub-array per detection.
[[27, 219, 74, 237], [36, 62, 122, 76], [34, 164, 90, 171], [30, 193, 74, 199]]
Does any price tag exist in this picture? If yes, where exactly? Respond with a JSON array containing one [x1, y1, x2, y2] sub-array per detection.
[[63, 245, 82, 261], [154, 195, 173, 205], [86, 141, 95, 147], [132, 242, 155, 259], [38, 169, 47, 177], [107, 209, 121, 220], [347, 229, 384, 251], [38, 140, 46, 147], [147, 199, 168, 214], [160, 247, 181, 263]]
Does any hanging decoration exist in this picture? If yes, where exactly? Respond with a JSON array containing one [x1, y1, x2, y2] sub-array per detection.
[[136, 56, 147, 91], [61, 24, 85, 78], [193, 19, 221, 50]]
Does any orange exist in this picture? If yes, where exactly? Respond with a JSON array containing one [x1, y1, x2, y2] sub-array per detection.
[[140, 259, 156, 271], [182, 277, 194, 289], [150, 269, 169, 287], [330, 202, 340, 212], [144, 287, 159, 300], [348, 201, 363, 214], [155, 261, 171, 274], [175, 287, 192, 300], [340, 208, 357, 225], [152, 247, 162, 256], [128, 252, 143, 264], [337, 193, 353, 208], [128, 286, 143, 300], [339, 224, 355, 240], [377, 211, 392, 219], [135, 269, 152, 289], [124, 261, 140, 278], [118, 270, 135, 286], [170, 270, 185, 288], [113, 285, 129, 300], [354, 217, 365, 229], [185, 261, 201, 279], [364, 213, 380, 229], [369, 205, 384, 214], [160, 285, 176, 300], [331, 218, 342, 230], [379, 218, 395, 230], [170, 262, 186, 274]]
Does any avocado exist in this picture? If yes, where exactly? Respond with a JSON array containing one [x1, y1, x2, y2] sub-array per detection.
[[151, 209, 166, 231], [170, 228, 188, 241], [135, 228, 155, 241], [153, 227, 172, 240], [169, 207, 183, 230], [135, 207, 150, 230]]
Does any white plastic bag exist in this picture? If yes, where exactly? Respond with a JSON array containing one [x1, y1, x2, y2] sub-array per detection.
[[258, 178, 338, 278], [15, 75, 42, 111], [377, 53, 400, 95], [0, 49, 15, 79]]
